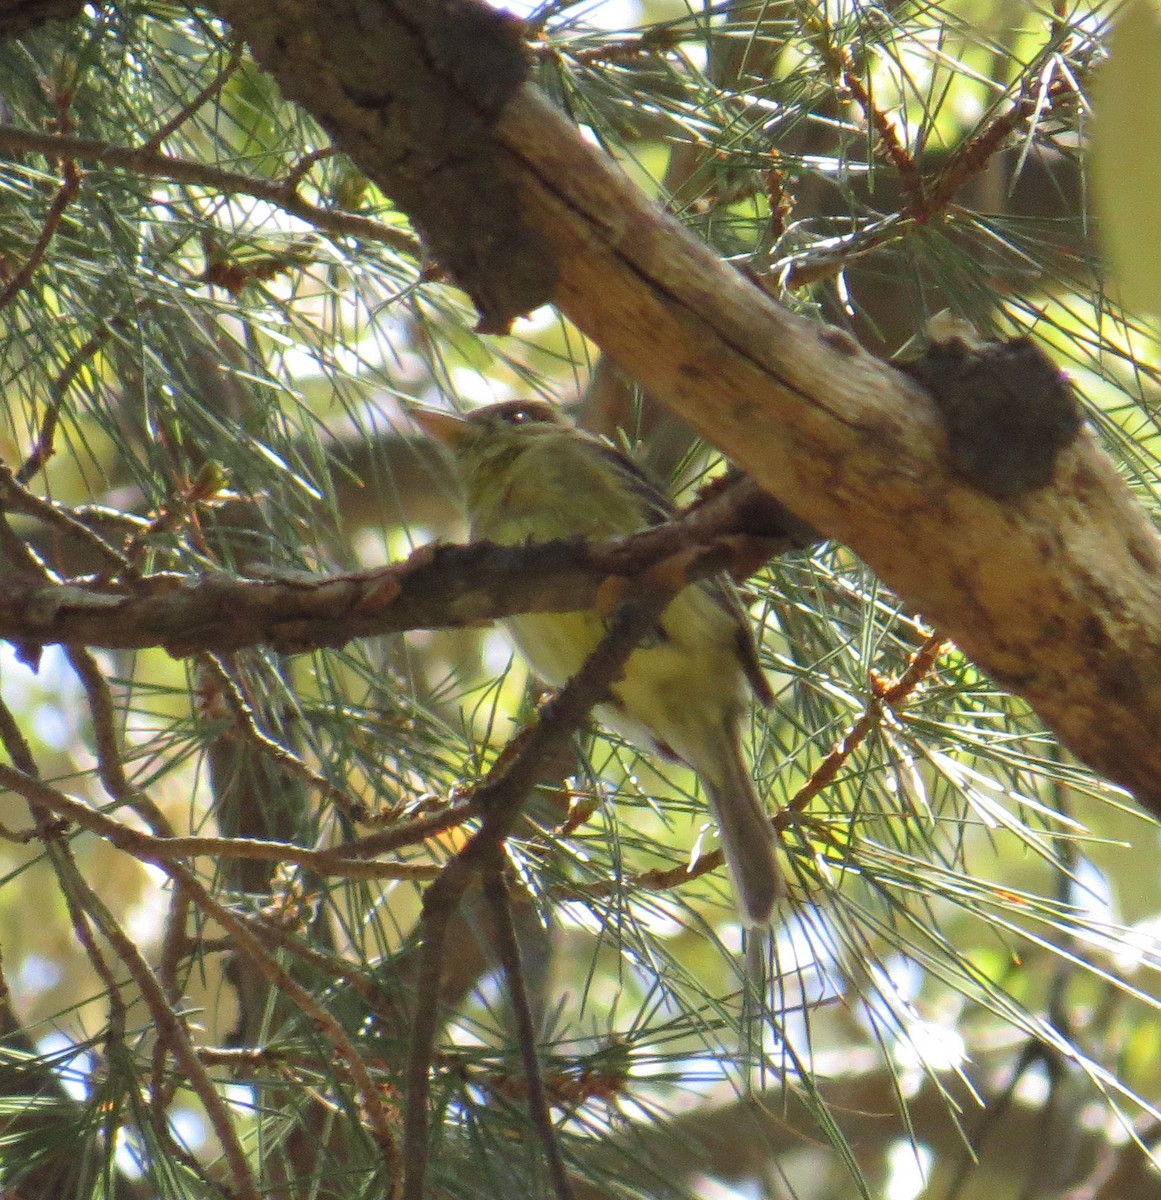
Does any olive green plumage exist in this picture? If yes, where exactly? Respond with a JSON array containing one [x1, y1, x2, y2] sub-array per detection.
[[416, 400, 783, 924]]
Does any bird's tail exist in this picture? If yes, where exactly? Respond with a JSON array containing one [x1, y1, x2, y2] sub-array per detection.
[[704, 741, 784, 926]]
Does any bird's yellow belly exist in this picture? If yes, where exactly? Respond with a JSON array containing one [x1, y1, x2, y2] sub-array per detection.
[[505, 588, 744, 767]]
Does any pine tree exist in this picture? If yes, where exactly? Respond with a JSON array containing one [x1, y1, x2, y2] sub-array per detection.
[[0, 2, 1157, 1199]]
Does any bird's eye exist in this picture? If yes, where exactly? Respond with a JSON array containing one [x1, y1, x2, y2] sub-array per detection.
[[506, 408, 531, 425]]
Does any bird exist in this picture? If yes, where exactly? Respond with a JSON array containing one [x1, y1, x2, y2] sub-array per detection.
[[413, 399, 783, 924]]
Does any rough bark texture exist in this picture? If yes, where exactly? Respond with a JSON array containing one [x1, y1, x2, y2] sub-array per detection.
[[0, 480, 809, 655], [490, 87, 1161, 806], [206, 0, 556, 330], [195, 0, 1161, 810], [0, 0, 1151, 807]]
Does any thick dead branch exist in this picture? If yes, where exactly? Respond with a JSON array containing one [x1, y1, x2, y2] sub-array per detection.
[[487, 86, 1161, 808], [195, 0, 1161, 808]]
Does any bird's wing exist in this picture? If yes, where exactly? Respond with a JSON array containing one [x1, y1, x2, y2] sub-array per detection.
[[590, 435, 773, 707], [587, 438, 675, 527]]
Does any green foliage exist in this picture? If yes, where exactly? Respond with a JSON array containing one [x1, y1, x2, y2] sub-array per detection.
[[0, 2, 1157, 1200]]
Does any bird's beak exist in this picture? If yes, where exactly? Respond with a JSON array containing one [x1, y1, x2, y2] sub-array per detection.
[[410, 407, 470, 448]]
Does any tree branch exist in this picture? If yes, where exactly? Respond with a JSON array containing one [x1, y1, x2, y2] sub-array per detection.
[[196, 0, 1161, 808], [206, 0, 552, 329], [404, 579, 676, 1200], [0, 121, 420, 258], [0, 476, 809, 654]]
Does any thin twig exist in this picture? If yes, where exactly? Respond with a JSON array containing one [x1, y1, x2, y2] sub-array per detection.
[[924, 67, 1075, 218], [403, 855, 475, 1200], [280, 145, 338, 196], [242, 910, 414, 1033], [1, 460, 130, 574], [53, 859, 128, 1036], [161, 857, 403, 1178], [17, 324, 114, 485], [63, 855, 262, 1200], [0, 687, 255, 1197], [0, 122, 420, 257], [0, 766, 438, 880], [138, 39, 243, 156], [195, 1045, 290, 1068], [797, 10, 924, 208], [0, 700, 44, 840], [402, 577, 675, 1200], [483, 864, 576, 1200], [0, 692, 112, 980], [0, 157, 81, 312], [0, 486, 54, 584], [0, 759, 403, 1179], [789, 631, 945, 814], [0, 692, 40, 780], [534, 27, 682, 66], [202, 652, 367, 821], [781, 14, 1075, 288], [318, 801, 476, 861], [0, 699, 133, 1169], [151, 881, 194, 1117], [65, 644, 177, 835]]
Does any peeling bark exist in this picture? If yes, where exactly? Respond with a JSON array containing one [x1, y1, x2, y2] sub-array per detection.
[[4, 0, 1155, 806], [195, 0, 1161, 809]]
